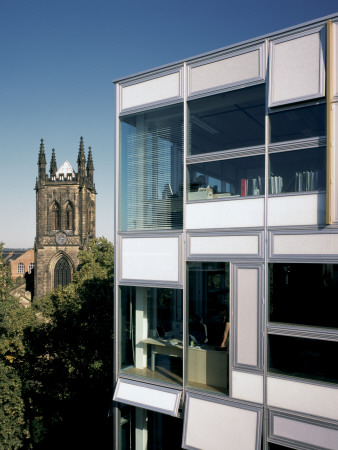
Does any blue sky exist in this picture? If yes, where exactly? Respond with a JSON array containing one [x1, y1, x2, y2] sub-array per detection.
[[0, 0, 337, 247]]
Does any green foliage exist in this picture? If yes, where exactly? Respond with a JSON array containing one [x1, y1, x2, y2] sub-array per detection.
[[26, 237, 115, 447]]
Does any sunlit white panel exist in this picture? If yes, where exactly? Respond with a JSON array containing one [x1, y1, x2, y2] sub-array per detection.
[[189, 47, 263, 95], [273, 233, 338, 255], [190, 235, 259, 256], [269, 27, 325, 106], [236, 268, 259, 367], [232, 371, 263, 404], [186, 198, 264, 230], [272, 414, 338, 449], [121, 236, 180, 282], [121, 72, 181, 110], [113, 379, 181, 416], [183, 394, 262, 450], [268, 193, 325, 226], [267, 377, 338, 421]]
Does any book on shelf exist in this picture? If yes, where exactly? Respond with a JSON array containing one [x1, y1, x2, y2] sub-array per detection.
[[270, 175, 283, 194], [241, 178, 248, 196], [295, 170, 319, 192]]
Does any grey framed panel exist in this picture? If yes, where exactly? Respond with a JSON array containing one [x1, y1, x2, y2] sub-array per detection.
[[269, 228, 338, 262], [118, 66, 184, 115], [187, 42, 266, 100], [186, 229, 264, 261], [268, 409, 338, 450], [113, 378, 182, 417], [182, 392, 263, 450], [269, 25, 326, 107], [117, 231, 184, 288], [232, 264, 264, 371]]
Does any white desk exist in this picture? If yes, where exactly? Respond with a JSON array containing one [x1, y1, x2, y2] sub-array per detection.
[[141, 338, 183, 371]]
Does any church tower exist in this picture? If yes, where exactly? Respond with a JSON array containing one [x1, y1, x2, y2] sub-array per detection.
[[34, 137, 96, 298]]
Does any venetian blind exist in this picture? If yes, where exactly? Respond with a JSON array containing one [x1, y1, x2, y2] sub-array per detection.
[[119, 105, 184, 231]]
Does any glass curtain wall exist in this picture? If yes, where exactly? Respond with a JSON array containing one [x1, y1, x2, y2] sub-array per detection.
[[120, 286, 183, 386], [119, 104, 184, 231], [187, 262, 230, 395]]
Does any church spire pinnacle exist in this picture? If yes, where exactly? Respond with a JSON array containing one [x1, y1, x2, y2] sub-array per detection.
[[50, 148, 57, 178], [77, 136, 86, 182], [38, 138, 46, 182], [86, 146, 94, 186]]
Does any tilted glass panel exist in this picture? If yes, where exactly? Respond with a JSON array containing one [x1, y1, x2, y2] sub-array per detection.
[[269, 334, 338, 385], [187, 262, 230, 395], [120, 286, 183, 386], [270, 104, 326, 143], [269, 147, 325, 194], [187, 155, 265, 200], [188, 84, 265, 155], [119, 105, 183, 231], [269, 264, 338, 329]]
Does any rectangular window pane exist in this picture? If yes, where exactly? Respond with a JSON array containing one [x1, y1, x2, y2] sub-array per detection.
[[119, 105, 183, 231], [269, 334, 338, 385], [269, 147, 325, 194], [269, 264, 338, 329], [187, 262, 230, 395], [270, 104, 326, 143], [120, 286, 183, 386], [188, 84, 265, 155], [188, 155, 265, 200]]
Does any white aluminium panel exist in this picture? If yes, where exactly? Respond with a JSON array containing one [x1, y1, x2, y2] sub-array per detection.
[[190, 47, 262, 94], [186, 198, 264, 230], [121, 72, 181, 110], [190, 235, 259, 256], [273, 233, 338, 255], [232, 371, 263, 404], [267, 377, 338, 421], [183, 394, 261, 450], [236, 268, 258, 367], [268, 193, 326, 226], [272, 414, 338, 449], [121, 236, 179, 282], [269, 27, 325, 106], [113, 379, 181, 416]]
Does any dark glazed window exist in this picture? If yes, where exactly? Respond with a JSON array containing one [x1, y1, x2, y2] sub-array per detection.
[[269, 264, 338, 329], [54, 257, 71, 288], [270, 104, 326, 143], [269, 334, 338, 385], [188, 84, 265, 155], [269, 147, 325, 194], [188, 154, 265, 200]]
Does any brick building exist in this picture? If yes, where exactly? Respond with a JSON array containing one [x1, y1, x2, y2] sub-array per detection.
[[34, 137, 96, 298], [3, 248, 34, 281]]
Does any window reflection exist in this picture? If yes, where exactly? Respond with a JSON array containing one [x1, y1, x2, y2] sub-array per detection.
[[187, 262, 230, 394], [120, 287, 183, 386]]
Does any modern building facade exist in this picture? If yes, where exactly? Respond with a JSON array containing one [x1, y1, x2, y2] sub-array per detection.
[[34, 137, 96, 298], [113, 14, 338, 449]]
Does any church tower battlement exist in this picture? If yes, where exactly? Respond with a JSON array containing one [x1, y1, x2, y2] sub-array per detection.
[[34, 137, 96, 298]]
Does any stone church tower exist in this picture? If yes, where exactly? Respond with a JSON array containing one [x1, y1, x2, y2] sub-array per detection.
[[34, 137, 96, 298]]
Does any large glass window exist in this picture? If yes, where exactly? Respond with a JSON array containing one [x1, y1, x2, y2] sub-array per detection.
[[269, 263, 338, 329], [119, 405, 183, 450], [120, 287, 183, 386], [187, 262, 230, 395], [269, 147, 325, 194], [270, 104, 326, 143], [119, 105, 183, 231], [187, 155, 265, 200], [188, 84, 265, 155]]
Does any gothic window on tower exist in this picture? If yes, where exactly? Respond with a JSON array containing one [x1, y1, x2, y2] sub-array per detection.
[[65, 202, 74, 230], [54, 257, 71, 288], [51, 202, 60, 231]]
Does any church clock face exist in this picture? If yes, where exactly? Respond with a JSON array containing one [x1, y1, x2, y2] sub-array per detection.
[[56, 232, 67, 245]]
